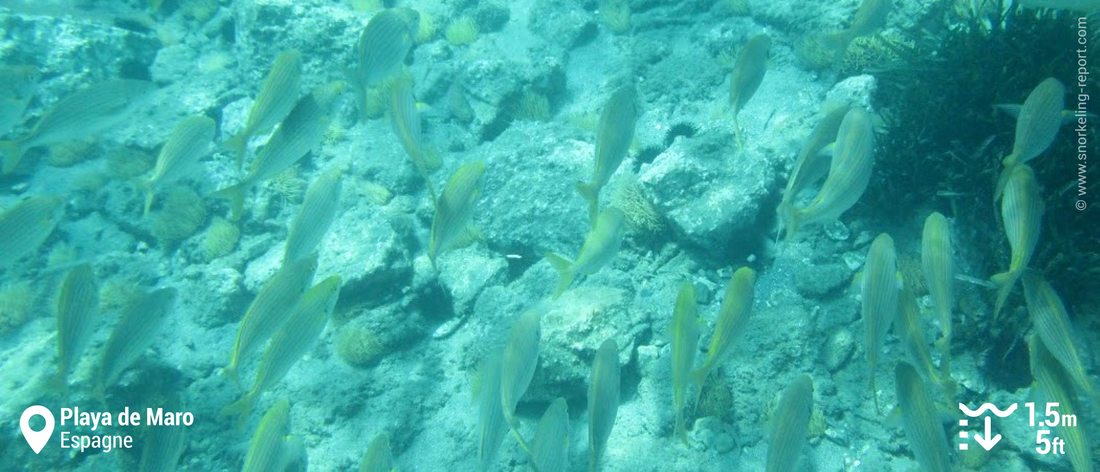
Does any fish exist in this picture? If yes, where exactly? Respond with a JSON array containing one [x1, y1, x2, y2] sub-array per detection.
[[0, 65, 39, 137], [996, 78, 1065, 199], [242, 399, 291, 472], [765, 374, 814, 472], [0, 196, 64, 269], [991, 165, 1042, 319], [223, 276, 341, 427], [920, 212, 953, 367], [389, 76, 440, 201], [213, 81, 346, 220], [1028, 334, 1095, 472], [360, 432, 394, 472], [354, 8, 419, 121], [500, 309, 541, 453], [783, 108, 874, 240], [531, 397, 569, 472], [225, 50, 302, 168], [670, 281, 699, 445], [95, 287, 177, 398], [1, 79, 156, 174], [576, 85, 637, 225], [285, 166, 343, 263], [823, 0, 891, 51], [429, 160, 486, 265], [545, 207, 626, 298], [56, 264, 99, 387], [862, 233, 898, 412], [137, 392, 187, 472], [143, 115, 216, 215], [588, 338, 620, 472], [729, 34, 770, 148], [897, 282, 953, 400], [1022, 272, 1096, 398], [226, 254, 318, 386], [894, 362, 951, 472], [692, 267, 755, 402], [778, 104, 849, 236], [476, 353, 507, 472]]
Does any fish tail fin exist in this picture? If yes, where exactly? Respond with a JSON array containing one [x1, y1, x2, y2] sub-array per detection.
[[674, 409, 691, 446], [990, 270, 1018, 320], [223, 360, 242, 389], [545, 252, 574, 299], [219, 394, 254, 431], [223, 132, 249, 170], [142, 179, 156, 217], [993, 162, 1014, 202], [690, 368, 708, 415], [0, 140, 23, 174], [782, 208, 802, 242], [732, 114, 744, 151], [588, 449, 598, 472], [576, 181, 599, 226], [869, 375, 880, 414], [210, 183, 247, 221]]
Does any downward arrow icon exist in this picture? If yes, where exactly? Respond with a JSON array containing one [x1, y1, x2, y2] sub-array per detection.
[[973, 416, 1002, 451]]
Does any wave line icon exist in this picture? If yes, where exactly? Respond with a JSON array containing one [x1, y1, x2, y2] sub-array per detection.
[[959, 402, 1017, 418]]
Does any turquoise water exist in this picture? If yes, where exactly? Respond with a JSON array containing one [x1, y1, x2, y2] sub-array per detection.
[[0, 0, 1097, 471]]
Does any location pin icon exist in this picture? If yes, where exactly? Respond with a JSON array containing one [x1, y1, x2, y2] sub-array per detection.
[[20, 405, 54, 454]]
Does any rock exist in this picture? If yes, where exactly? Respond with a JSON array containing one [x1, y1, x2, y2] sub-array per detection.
[[825, 75, 877, 111], [793, 262, 851, 299], [525, 285, 640, 404], [436, 246, 508, 317], [479, 121, 589, 257], [527, 0, 598, 50], [639, 130, 777, 259], [821, 328, 855, 372]]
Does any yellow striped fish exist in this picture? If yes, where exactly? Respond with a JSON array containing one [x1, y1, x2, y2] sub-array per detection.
[[895, 362, 951, 472], [389, 76, 441, 201], [56, 264, 99, 387], [96, 287, 177, 398], [545, 208, 626, 298], [1023, 272, 1096, 398], [692, 267, 755, 400], [214, 81, 345, 220], [225, 50, 302, 168], [992, 165, 1042, 318], [729, 34, 770, 148], [360, 432, 394, 472], [242, 399, 291, 472], [143, 115, 216, 215], [1, 79, 156, 174], [137, 392, 187, 472], [778, 105, 849, 236], [670, 282, 699, 445], [576, 85, 637, 225], [531, 397, 569, 472], [429, 161, 485, 265], [588, 338, 620, 472], [285, 166, 343, 263], [897, 282, 953, 400], [783, 108, 874, 240], [823, 0, 890, 53], [223, 276, 341, 427], [477, 353, 507, 472], [862, 233, 898, 412], [996, 78, 1065, 199], [0, 196, 64, 268], [1028, 334, 1095, 472], [920, 211, 953, 369], [354, 8, 418, 99], [226, 255, 318, 385], [500, 309, 541, 453], [765, 374, 813, 472]]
